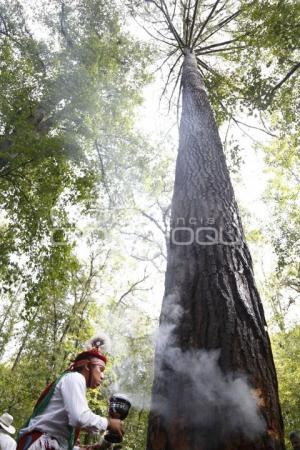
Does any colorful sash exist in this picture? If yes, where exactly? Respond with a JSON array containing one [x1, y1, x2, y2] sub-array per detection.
[[18, 372, 75, 450]]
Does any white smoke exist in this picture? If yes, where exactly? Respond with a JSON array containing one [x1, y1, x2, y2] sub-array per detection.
[[108, 353, 152, 412], [94, 292, 265, 444], [100, 318, 154, 412], [150, 293, 266, 441], [153, 344, 265, 438]]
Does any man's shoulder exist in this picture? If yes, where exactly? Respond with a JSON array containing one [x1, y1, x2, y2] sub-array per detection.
[[59, 371, 86, 388], [61, 371, 85, 383], [0, 433, 16, 444]]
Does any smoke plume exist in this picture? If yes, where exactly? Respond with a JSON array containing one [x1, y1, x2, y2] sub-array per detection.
[[150, 293, 266, 443]]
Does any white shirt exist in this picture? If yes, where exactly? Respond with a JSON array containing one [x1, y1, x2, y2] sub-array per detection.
[[0, 431, 17, 450], [20, 372, 108, 449]]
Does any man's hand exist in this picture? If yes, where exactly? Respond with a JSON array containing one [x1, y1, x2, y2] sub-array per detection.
[[107, 418, 124, 440]]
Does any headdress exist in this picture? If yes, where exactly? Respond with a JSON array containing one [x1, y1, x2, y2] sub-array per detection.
[[69, 335, 107, 371]]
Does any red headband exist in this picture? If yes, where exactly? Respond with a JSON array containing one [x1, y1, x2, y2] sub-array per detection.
[[69, 350, 107, 371]]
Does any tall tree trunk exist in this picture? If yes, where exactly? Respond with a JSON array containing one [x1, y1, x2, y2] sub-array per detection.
[[147, 52, 284, 450]]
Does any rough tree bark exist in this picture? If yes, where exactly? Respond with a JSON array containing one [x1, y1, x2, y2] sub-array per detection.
[[147, 52, 284, 450]]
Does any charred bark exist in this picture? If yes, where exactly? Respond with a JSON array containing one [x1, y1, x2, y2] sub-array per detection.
[[147, 52, 284, 450]]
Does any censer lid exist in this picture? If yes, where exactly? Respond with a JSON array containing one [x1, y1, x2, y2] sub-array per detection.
[[110, 393, 131, 406]]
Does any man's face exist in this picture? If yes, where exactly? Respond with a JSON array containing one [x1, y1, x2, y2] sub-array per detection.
[[89, 363, 105, 389], [291, 436, 300, 450]]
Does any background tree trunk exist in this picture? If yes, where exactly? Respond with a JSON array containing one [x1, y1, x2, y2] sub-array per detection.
[[147, 52, 285, 450]]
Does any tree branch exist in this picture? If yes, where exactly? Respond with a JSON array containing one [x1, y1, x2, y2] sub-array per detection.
[[232, 118, 278, 138], [60, 1, 74, 48], [188, 0, 200, 47], [153, 47, 180, 74], [168, 62, 183, 112], [160, 53, 182, 103], [192, 0, 222, 48], [159, 0, 185, 50], [115, 271, 149, 307], [196, 57, 218, 76], [133, 15, 177, 47], [195, 10, 241, 48], [268, 62, 300, 100], [195, 38, 238, 53], [171, 0, 178, 20], [197, 45, 246, 55], [95, 141, 112, 205], [139, 209, 166, 235]]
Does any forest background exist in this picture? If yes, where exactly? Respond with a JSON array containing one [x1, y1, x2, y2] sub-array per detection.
[[0, 0, 299, 449]]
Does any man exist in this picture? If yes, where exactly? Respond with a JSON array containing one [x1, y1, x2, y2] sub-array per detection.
[[290, 431, 300, 450], [0, 413, 17, 450], [18, 345, 123, 450]]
